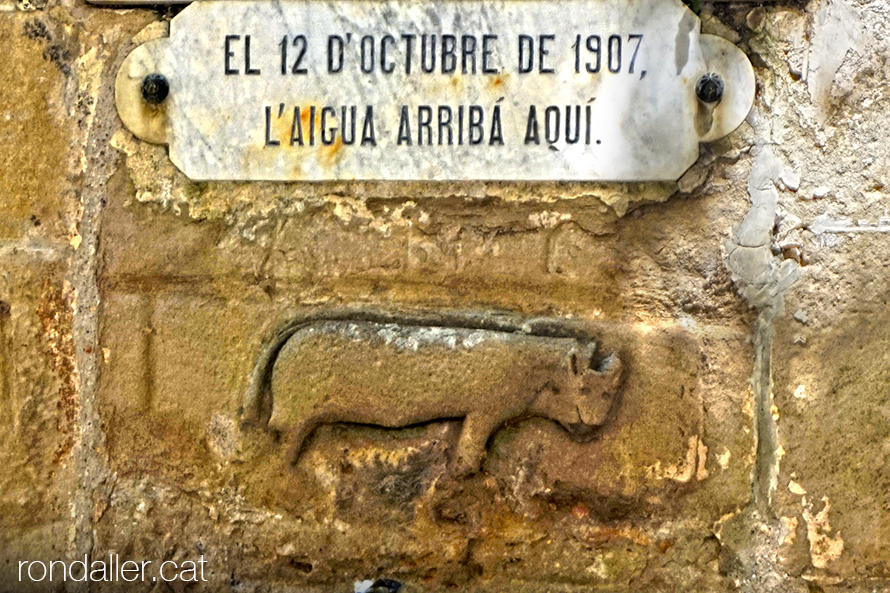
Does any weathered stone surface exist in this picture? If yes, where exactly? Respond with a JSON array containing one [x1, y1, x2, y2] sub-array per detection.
[[0, 13, 81, 590], [0, 14, 74, 242], [772, 263, 890, 585], [770, 312, 887, 591], [729, 0, 890, 588], [5, 0, 890, 591], [0, 253, 76, 589], [95, 77, 762, 583], [95, 181, 756, 591], [96, 306, 752, 592]]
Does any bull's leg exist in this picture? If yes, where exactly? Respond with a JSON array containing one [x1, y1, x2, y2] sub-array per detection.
[[452, 414, 499, 476]]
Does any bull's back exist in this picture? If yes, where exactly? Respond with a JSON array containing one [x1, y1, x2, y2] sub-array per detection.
[[268, 321, 571, 430]]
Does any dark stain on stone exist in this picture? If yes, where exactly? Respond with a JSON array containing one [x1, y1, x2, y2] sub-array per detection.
[[376, 466, 427, 507], [289, 558, 313, 574], [23, 19, 50, 41], [432, 495, 471, 525], [374, 446, 442, 509], [23, 17, 71, 76], [444, 540, 484, 587], [35, 279, 77, 462], [43, 44, 72, 76]]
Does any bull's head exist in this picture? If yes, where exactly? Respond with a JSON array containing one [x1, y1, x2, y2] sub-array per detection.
[[534, 342, 623, 441]]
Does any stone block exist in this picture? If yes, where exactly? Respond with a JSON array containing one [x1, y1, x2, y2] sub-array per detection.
[[95, 296, 752, 591], [98, 293, 150, 415], [0, 14, 73, 242], [0, 252, 75, 587], [266, 214, 408, 282], [101, 177, 270, 285], [773, 295, 890, 585], [150, 294, 280, 418]]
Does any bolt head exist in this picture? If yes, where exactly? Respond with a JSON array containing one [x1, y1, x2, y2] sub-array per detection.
[[695, 72, 724, 104], [141, 73, 169, 105]]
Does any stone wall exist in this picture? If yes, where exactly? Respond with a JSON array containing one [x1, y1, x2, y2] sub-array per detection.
[[0, 0, 888, 591]]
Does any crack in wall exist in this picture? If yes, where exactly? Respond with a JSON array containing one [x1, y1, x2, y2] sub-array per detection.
[[0, 302, 13, 439], [725, 145, 800, 514], [139, 294, 155, 412], [718, 146, 805, 593], [808, 213, 890, 235]]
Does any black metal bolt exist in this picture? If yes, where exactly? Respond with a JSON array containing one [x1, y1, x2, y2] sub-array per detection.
[[367, 580, 402, 593], [695, 72, 724, 104], [141, 73, 169, 105]]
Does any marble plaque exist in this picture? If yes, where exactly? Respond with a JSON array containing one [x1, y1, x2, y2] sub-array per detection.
[[115, 0, 755, 182]]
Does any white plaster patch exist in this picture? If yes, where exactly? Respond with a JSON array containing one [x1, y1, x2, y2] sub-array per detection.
[[779, 168, 801, 191], [696, 437, 709, 481], [645, 436, 707, 483], [802, 495, 844, 569], [781, 515, 799, 545], [716, 447, 731, 470], [808, 0, 870, 125], [585, 555, 609, 579], [724, 147, 801, 312], [529, 211, 572, 229]]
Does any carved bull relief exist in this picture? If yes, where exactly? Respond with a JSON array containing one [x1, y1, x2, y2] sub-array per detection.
[[243, 314, 624, 475]]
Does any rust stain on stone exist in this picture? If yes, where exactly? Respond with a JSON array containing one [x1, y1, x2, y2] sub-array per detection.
[[36, 279, 78, 462], [321, 135, 344, 167], [489, 74, 508, 89]]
